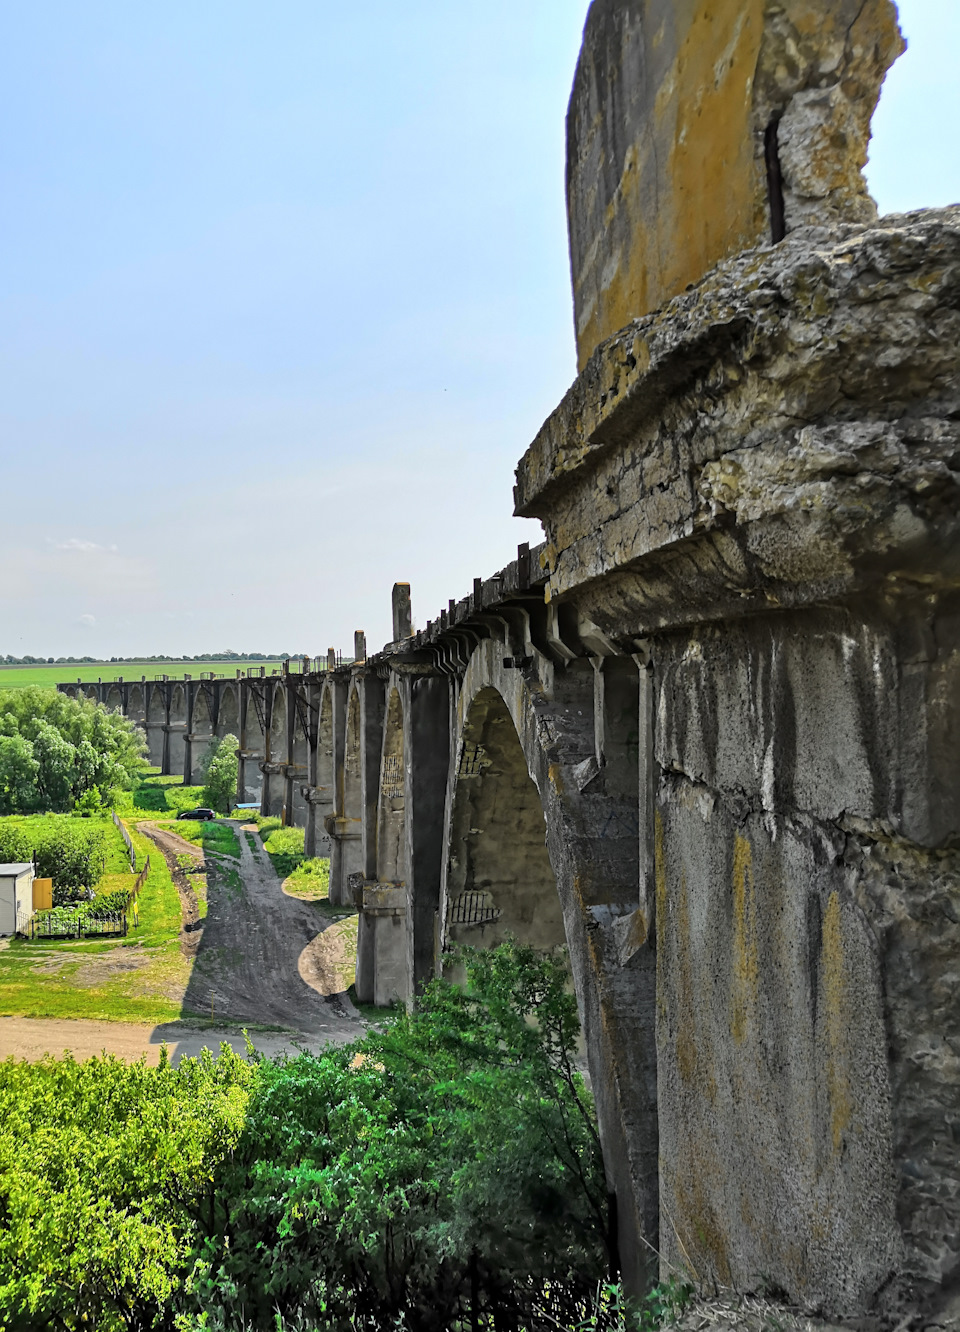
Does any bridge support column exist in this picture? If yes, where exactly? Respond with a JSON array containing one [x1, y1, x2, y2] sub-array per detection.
[[326, 678, 350, 904], [403, 673, 451, 999], [304, 788, 333, 857], [354, 882, 407, 1007]]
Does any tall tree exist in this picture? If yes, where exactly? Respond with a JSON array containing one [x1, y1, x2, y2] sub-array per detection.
[[201, 735, 239, 814]]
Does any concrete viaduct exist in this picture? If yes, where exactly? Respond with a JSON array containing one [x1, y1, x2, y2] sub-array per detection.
[[61, 1, 960, 1326]]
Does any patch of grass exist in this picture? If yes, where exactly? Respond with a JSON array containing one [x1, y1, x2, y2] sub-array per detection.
[[0, 815, 189, 1023], [282, 856, 331, 899], [261, 825, 305, 878], [126, 771, 226, 819]]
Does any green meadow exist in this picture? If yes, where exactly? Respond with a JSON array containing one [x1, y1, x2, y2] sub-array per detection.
[[0, 659, 284, 689]]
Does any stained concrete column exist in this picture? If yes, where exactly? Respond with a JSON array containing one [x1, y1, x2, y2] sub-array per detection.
[[325, 676, 349, 905], [402, 672, 451, 999]]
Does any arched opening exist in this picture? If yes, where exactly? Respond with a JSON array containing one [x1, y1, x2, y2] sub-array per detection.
[[239, 684, 266, 804], [340, 686, 364, 880], [269, 684, 287, 763], [263, 685, 288, 819], [168, 686, 186, 776], [376, 688, 405, 885], [444, 687, 564, 954], [127, 685, 145, 721], [145, 687, 167, 769], [106, 686, 123, 712], [217, 685, 239, 738], [190, 687, 215, 785], [289, 685, 308, 825]]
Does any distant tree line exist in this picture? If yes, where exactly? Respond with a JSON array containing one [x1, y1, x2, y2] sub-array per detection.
[[1, 652, 302, 665]]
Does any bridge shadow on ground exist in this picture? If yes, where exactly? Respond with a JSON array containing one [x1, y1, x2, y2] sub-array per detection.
[[147, 820, 363, 1062]]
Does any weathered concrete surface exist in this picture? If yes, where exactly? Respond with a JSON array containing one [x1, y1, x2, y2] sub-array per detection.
[[519, 208, 960, 635], [567, 0, 903, 367], [57, 5, 960, 1322]]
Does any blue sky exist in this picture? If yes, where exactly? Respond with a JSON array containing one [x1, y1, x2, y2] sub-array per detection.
[[1, 0, 957, 659]]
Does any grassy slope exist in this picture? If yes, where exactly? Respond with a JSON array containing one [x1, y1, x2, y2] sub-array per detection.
[[0, 660, 284, 690]]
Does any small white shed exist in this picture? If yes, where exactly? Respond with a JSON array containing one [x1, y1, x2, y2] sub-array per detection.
[[0, 864, 35, 936]]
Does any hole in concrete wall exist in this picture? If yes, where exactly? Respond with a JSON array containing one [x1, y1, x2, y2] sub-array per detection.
[[444, 687, 564, 954], [376, 688, 406, 884], [765, 117, 786, 243]]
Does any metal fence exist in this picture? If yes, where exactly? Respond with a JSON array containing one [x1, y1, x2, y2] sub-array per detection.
[[113, 812, 136, 870], [27, 912, 127, 939], [447, 892, 502, 926]]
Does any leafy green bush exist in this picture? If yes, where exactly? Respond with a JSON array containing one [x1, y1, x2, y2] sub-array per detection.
[[0, 1045, 255, 1331], [201, 735, 239, 814], [0, 816, 106, 899], [186, 942, 608, 1331], [0, 687, 146, 814]]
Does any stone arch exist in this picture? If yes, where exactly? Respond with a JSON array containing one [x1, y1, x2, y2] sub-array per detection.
[[105, 685, 123, 712], [317, 686, 334, 796], [288, 685, 308, 825], [190, 686, 216, 784], [168, 684, 187, 776], [442, 685, 564, 954], [269, 682, 287, 763], [127, 684, 145, 720], [145, 685, 167, 768], [337, 682, 365, 884], [376, 687, 406, 884], [217, 684, 239, 738], [344, 685, 362, 822]]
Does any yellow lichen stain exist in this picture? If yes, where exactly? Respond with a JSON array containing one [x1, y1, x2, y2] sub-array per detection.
[[822, 891, 853, 1152], [675, 868, 698, 1083], [548, 762, 564, 795], [655, 809, 667, 947], [575, 0, 766, 368], [730, 832, 758, 1043], [673, 1159, 732, 1286]]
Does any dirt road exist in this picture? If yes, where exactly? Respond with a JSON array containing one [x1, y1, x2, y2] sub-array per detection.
[[0, 1016, 330, 1066], [141, 819, 362, 1042]]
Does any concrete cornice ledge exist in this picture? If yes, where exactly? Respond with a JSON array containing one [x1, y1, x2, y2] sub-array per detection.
[[514, 207, 960, 636]]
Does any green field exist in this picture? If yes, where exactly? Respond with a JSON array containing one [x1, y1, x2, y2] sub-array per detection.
[[0, 659, 285, 689]]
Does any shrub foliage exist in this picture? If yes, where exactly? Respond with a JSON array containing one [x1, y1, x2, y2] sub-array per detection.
[[0, 687, 145, 814], [0, 944, 609, 1331], [0, 816, 107, 898], [188, 942, 608, 1331]]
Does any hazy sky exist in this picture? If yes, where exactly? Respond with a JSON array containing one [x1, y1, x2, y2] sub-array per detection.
[[1, 1, 957, 660]]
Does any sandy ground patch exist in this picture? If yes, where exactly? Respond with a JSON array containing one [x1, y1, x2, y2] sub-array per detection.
[[0, 1015, 349, 1066]]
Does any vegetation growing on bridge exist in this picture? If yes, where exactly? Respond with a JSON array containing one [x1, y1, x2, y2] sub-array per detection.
[[0, 943, 620, 1331], [0, 686, 145, 814]]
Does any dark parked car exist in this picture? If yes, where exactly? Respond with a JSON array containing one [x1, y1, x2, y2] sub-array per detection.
[[177, 808, 216, 821]]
